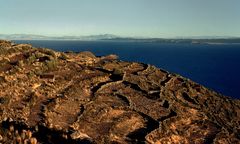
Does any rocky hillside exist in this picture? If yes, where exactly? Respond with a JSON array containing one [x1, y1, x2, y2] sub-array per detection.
[[0, 40, 239, 143]]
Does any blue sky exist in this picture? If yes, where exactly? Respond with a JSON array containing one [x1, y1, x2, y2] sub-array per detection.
[[0, 0, 240, 37]]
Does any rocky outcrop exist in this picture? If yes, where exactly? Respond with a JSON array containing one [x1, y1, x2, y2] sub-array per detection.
[[0, 40, 239, 144]]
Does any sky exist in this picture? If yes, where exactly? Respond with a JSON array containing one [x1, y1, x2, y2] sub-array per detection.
[[0, 0, 240, 38]]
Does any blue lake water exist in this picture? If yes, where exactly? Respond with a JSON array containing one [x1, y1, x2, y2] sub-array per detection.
[[14, 40, 240, 99]]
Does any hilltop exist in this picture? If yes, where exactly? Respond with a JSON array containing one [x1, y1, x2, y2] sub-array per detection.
[[0, 40, 240, 143]]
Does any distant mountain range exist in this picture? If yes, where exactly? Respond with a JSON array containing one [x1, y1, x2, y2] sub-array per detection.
[[1, 34, 240, 44], [0, 34, 119, 41]]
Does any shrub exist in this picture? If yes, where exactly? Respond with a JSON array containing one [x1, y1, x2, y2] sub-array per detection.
[[45, 59, 58, 71], [27, 54, 37, 64]]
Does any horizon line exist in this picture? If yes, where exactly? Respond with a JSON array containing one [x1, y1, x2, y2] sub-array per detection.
[[1, 33, 240, 39]]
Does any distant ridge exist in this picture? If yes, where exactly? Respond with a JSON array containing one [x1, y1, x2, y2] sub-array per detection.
[[0, 34, 240, 44], [0, 34, 119, 41]]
